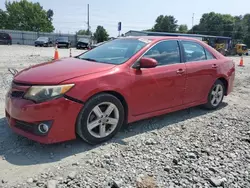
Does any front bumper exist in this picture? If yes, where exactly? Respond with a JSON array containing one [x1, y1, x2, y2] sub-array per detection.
[[57, 43, 69, 47], [5, 92, 83, 144], [35, 42, 45, 45]]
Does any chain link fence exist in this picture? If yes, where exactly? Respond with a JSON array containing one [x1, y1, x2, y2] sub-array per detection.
[[0, 29, 92, 47]]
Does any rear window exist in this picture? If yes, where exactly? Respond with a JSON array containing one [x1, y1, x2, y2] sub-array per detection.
[[57, 37, 68, 41], [0, 33, 10, 39]]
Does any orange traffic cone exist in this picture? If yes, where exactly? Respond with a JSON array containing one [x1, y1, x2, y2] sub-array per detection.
[[239, 56, 244, 67], [54, 45, 59, 60]]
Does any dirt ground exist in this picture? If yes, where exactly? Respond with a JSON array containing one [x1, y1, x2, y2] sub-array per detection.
[[0, 45, 249, 188]]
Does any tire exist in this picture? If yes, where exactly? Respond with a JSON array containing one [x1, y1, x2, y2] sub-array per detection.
[[76, 93, 125, 145], [203, 80, 225, 110], [246, 53, 249, 56]]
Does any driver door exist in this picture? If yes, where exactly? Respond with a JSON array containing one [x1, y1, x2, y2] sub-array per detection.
[[129, 40, 187, 116]]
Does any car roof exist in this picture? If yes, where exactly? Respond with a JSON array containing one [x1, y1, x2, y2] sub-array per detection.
[[0, 32, 10, 35], [120, 36, 205, 43]]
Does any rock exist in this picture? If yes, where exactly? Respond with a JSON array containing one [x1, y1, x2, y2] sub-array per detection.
[[41, 174, 48, 179], [208, 167, 218, 173], [55, 177, 63, 181], [164, 166, 171, 172], [111, 179, 124, 188], [27, 178, 34, 183], [209, 177, 226, 187], [136, 174, 157, 188], [151, 130, 159, 135], [173, 158, 179, 165], [186, 152, 197, 159], [104, 154, 111, 159], [47, 180, 58, 188], [145, 138, 157, 145], [68, 171, 77, 180], [72, 162, 79, 166], [1, 179, 7, 184]]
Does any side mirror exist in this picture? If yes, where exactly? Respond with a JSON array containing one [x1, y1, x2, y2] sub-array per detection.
[[133, 57, 158, 69]]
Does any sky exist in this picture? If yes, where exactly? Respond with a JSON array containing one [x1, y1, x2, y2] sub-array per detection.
[[1, 0, 250, 37]]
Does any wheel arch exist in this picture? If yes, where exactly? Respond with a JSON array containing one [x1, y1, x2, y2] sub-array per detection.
[[217, 77, 228, 96]]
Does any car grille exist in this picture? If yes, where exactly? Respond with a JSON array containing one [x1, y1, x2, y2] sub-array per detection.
[[11, 91, 24, 98], [15, 120, 35, 133]]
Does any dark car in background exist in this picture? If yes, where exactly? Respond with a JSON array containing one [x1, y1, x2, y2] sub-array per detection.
[[35, 37, 53, 47], [0, 32, 12, 45], [55, 36, 71, 48], [90, 41, 106, 49], [76, 38, 90, 49]]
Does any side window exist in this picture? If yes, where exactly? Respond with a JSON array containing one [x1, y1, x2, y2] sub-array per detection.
[[205, 48, 216, 60], [143, 40, 181, 66], [182, 41, 206, 62]]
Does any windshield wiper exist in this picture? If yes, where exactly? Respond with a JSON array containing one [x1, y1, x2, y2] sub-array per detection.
[[80, 58, 98, 62]]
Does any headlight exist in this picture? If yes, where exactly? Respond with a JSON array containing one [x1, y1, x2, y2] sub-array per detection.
[[24, 84, 74, 103]]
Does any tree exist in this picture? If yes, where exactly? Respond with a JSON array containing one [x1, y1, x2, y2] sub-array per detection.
[[93, 26, 109, 43], [189, 12, 235, 37], [0, 9, 8, 29], [178, 24, 188, 33], [241, 14, 250, 46], [151, 15, 178, 32], [0, 0, 54, 32], [47, 9, 54, 22], [77, 29, 92, 35]]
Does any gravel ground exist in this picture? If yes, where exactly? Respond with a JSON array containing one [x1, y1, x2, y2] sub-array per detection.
[[0, 45, 250, 188]]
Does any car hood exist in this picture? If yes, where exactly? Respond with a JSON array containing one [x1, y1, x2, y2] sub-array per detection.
[[14, 58, 116, 84]]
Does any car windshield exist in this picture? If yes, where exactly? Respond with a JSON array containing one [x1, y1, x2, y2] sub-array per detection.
[[242, 45, 247, 50], [77, 38, 150, 65], [37, 37, 48, 41], [79, 38, 89, 43], [57, 37, 68, 41]]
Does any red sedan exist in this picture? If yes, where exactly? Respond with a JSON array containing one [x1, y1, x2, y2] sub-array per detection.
[[5, 36, 235, 145]]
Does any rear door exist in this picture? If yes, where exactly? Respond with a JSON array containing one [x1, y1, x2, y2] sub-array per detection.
[[130, 40, 187, 115], [180, 40, 218, 104]]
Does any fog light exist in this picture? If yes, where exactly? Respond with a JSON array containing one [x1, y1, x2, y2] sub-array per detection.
[[38, 123, 49, 134]]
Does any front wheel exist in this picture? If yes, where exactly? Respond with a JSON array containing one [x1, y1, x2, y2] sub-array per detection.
[[76, 93, 125, 145], [203, 80, 225, 110]]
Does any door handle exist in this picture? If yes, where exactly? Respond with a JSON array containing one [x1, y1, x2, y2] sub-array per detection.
[[176, 69, 185, 74], [212, 64, 218, 68]]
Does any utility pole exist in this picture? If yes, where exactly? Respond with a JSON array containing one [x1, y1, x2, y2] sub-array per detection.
[[192, 13, 194, 33], [87, 4, 90, 35]]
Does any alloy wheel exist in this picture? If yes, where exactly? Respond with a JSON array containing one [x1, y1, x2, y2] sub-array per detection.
[[211, 84, 223, 107], [87, 102, 119, 138]]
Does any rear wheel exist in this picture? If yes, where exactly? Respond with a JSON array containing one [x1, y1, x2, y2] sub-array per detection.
[[76, 93, 125, 145], [203, 80, 225, 110]]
